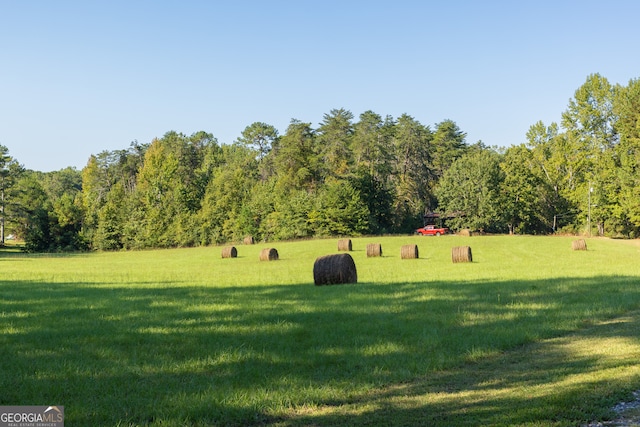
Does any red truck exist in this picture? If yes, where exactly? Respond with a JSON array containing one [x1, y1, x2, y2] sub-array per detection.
[[415, 225, 448, 236]]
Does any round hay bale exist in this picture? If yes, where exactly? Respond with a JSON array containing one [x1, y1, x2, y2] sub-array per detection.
[[458, 229, 472, 237], [366, 243, 382, 257], [243, 236, 255, 245], [259, 247, 279, 261], [572, 239, 587, 251], [401, 244, 419, 259], [452, 246, 473, 263], [313, 253, 357, 286], [337, 239, 352, 251], [221, 246, 237, 258]]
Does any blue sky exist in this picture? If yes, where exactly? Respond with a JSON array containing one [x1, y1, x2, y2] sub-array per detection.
[[2, 1, 639, 172]]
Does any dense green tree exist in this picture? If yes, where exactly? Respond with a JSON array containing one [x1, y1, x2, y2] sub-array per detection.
[[23, 206, 51, 252], [198, 144, 259, 244], [612, 78, 640, 236], [431, 119, 468, 180], [562, 73, 617, 151], [525, 121, 576, 232], [351, 111, 395, 233], [81, 142, 147, 248], [238, 179, 276, 241], [118, 141, 148, 192], [168, 131, 219, 215], [615, 78, 640, 145], [236, 122, 278, 159], [44, 168, 85, 249], [132, 136, 181, 247], [0, 145, 23, 245], [23, 203, 85, 252], [435, 147, 504, 232], [19, 169, 85, 252], [561, 73, 618, 235], [81, 154, 108, 242], [8, 172, 46, 240], [391, 114, 434, 230], [41, 167, 82, 199], [316, 108, 354, 179], [499, 145, 546, 234], [309, 179, 369, 236], [273, 119, 319, 191], [352, 111, 393, 179], [128, 131, 220, 248], [236, 122, 279, 180], [350, 171, 394, 234], [93, 182, 128, 250], [260, 189, 314, 241]]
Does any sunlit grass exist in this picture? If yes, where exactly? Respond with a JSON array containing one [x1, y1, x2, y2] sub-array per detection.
[[1, 235, 640, 425], [286, 312, 640, 426]]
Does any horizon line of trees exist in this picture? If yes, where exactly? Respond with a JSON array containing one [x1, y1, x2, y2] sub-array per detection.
[[1, 73, 640, 252]]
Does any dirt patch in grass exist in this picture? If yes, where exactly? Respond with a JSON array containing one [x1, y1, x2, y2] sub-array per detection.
[[584, 390, 640, 426]]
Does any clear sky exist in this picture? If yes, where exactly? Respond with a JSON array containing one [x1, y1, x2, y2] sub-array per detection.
[[2, 1, 639, 172]]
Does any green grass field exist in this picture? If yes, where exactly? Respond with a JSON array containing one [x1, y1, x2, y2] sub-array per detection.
[[2, 235, 640, 426]]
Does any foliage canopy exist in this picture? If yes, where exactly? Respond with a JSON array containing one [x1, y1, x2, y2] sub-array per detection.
[[3, 73, 640, 251]]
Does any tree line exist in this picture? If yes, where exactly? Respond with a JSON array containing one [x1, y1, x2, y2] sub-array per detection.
[[1, 73, 639, 252]]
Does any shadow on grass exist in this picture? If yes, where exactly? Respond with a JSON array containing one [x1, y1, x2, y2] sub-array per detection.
[[278, 311, 640, 426], [1, 275, 640, 426]]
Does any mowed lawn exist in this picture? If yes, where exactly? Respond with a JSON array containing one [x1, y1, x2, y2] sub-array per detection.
[[2, 235, 640, 426]]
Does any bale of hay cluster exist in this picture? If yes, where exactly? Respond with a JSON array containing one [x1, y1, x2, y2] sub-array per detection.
[[366, 243, 382, 257], [313, 253, 357, 286], [401, 244, 419, 259], [452, 246, 473, 263], [337, 239, 352, 251], [572, 239, 587, 251], [259, 247, 279, 261], [243, 236, 255, 245], [221, 246, 237, 258]]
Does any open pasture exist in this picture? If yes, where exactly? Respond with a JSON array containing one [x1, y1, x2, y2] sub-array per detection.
[[2, 235, 640, 426]]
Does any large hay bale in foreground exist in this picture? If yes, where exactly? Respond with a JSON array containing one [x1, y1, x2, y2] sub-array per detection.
[[452, 246, 473, 263], [313, 253, 357, 286], [572, 239, 587, 251], [221, 246, 237, 258], [366, 243, 382, 257], [243, 236, 255, 245], [259, 248, 279, 261], [337, 239, 352, 251], [401, 244, 419, 259]]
